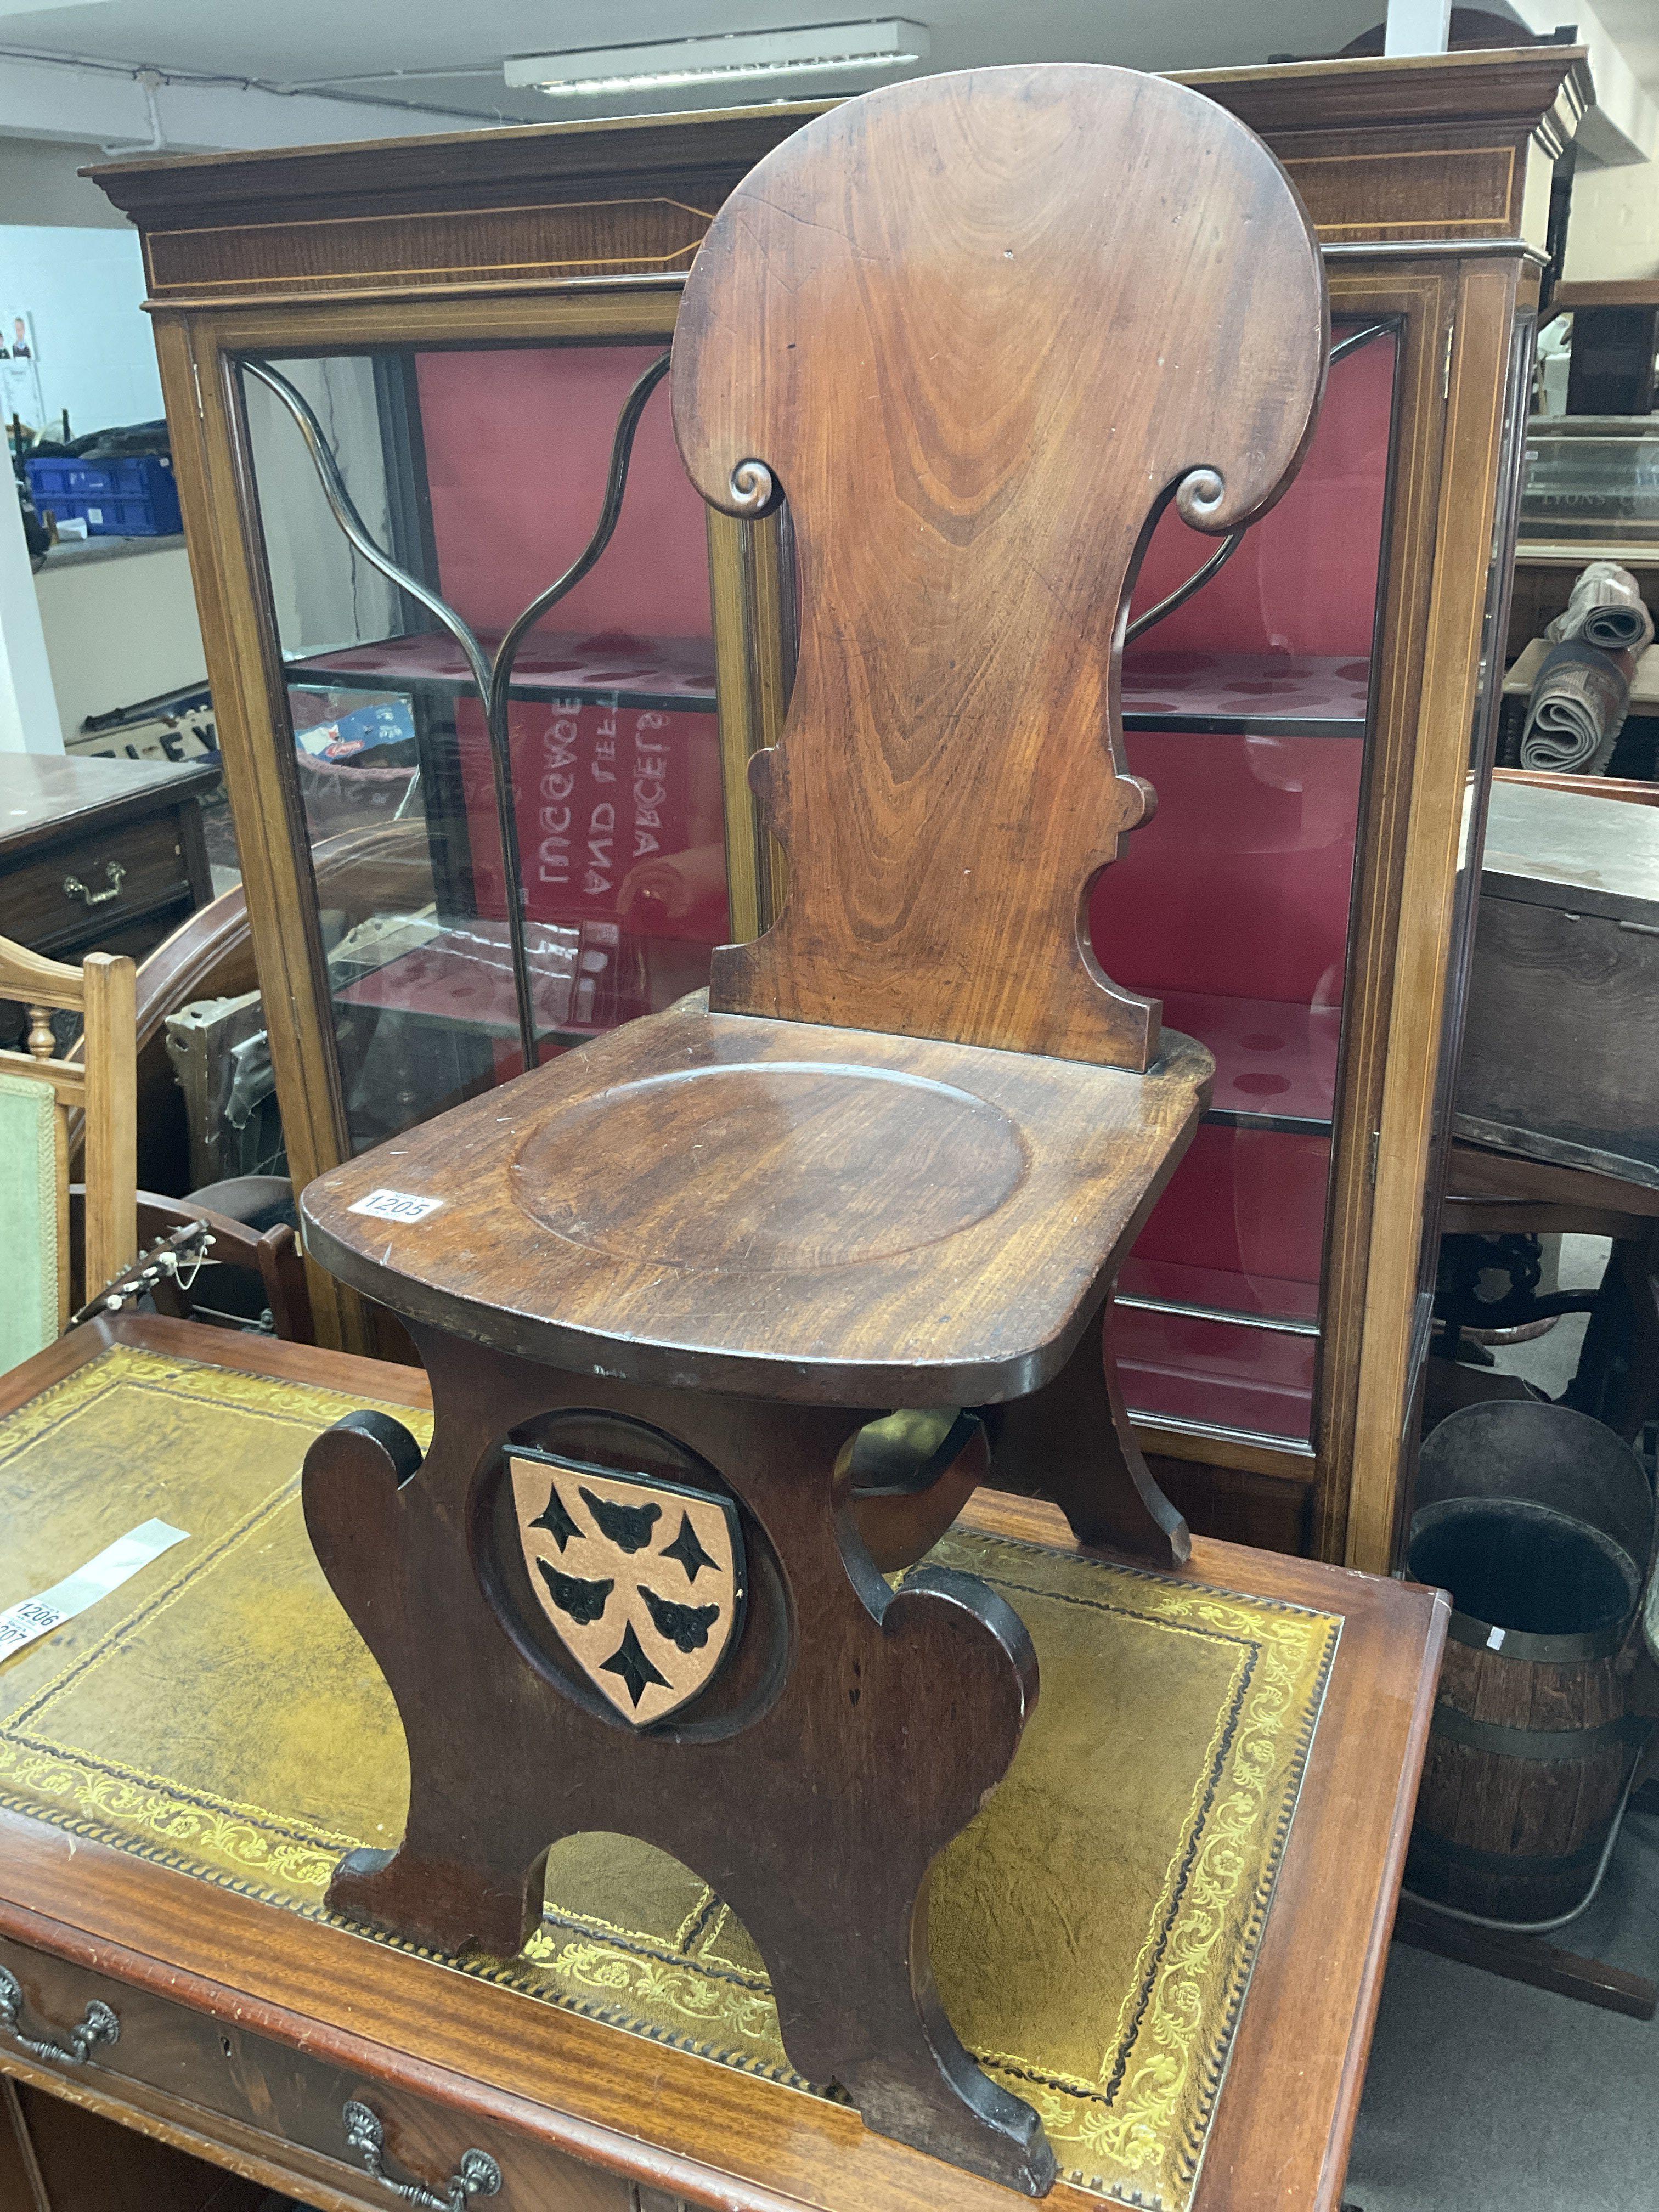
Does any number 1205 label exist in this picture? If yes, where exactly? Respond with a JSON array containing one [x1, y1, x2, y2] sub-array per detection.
[[348, 1188, 444, 1224]]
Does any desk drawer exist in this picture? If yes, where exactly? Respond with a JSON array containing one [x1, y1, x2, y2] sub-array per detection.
[[0, 1936, 636, 2211], [3, 810, 193, 957]]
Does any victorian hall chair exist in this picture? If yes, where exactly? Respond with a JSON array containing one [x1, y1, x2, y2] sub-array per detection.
[[298, 63, 1328, 2198]]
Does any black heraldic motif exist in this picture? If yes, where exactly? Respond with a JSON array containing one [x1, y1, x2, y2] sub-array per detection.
[[662, 1511, 717, 1581], [639, 1586, 721, 1652], [531, 1485, 582, 1550], [531, 1475, 735, 1714], [579, 1486, 661, 1553], [536, 1560, 611, 1624]]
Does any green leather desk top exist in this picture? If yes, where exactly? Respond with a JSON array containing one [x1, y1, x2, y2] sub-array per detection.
[[0, 1341, 1339, 2211]]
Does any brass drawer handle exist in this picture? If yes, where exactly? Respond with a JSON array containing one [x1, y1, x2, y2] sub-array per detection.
[[342, 2101, 501, 2209], [0, 1965, 120, 2066], [63, 861, 127, 909]]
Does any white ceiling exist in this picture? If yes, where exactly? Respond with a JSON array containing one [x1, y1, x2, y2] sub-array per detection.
[[0, 1, 1406, 128]]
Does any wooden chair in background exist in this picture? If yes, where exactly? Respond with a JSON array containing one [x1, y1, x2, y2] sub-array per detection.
[[0, 935, 136, 1372], [0, 929, 313, 1373]]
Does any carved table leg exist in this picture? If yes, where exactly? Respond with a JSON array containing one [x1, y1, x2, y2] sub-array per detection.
[[301, 1334, 1057, 2194], [985, 1289, 1189, 1567]]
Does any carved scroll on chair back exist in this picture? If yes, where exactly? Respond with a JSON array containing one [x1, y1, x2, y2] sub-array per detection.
[[297, 65, 1327, 2200], [676, 66, 1327, 1070]]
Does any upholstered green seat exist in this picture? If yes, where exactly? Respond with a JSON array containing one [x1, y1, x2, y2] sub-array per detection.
[[0, 1070, 61, 1374]]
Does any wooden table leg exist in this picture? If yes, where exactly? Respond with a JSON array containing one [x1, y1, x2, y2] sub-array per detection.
[[300, 1329, 1057, 2194], [984, 1291, 1190, 1567]]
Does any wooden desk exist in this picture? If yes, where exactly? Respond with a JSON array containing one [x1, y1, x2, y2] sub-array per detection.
[[0, 754, 218, 971], [0, 1319, 1444, 2212]]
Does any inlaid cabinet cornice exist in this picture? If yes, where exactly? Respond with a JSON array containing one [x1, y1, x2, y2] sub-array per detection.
[[92, 44, 1590, 1572], [92, 106, 829, 307], [89, 47, 1588, 310]]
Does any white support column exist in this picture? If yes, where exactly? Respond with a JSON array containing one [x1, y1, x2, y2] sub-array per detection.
[[1385, 0, 1453, 56], [0, 486, 63, 753]]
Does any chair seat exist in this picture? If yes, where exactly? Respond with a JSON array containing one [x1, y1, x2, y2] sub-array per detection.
[[301, 992, 1211, 1406]]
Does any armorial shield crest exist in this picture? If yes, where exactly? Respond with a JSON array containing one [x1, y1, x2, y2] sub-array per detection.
[[510, 1453, 746, 1728]]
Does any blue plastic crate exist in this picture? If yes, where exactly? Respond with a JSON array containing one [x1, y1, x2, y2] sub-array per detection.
[[25, 453, 182, 538]]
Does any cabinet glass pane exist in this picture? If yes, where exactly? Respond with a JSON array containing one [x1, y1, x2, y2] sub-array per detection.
[[1520, 414, 1659, 544], [240, 341, 723, 1152], [1091, 322, 1398, 1442]]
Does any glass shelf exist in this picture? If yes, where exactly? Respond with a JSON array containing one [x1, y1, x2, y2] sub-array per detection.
[[330, 914, 705, 1046], [287, 629, 719, 714], [1111, 1308, 1317, 1443], [1519, 414, 1659, 545], [1121, 651, 1369, 737], [1117, 1252, 1319, 1329], [1160, 990, 1339, 1133], [1113, 1122, 1331, 1442]]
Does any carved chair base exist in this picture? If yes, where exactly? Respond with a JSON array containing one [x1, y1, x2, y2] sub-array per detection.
[[301, 1318, 1180, 2193]]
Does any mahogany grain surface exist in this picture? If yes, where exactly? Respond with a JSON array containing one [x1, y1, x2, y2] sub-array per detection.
[[674, 64, 1327, 1071], [302, 993, 1212, 1406]]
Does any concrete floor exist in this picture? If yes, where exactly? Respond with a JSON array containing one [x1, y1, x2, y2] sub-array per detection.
[[1346, 1235, 1657, 2212], [1348, 1811, 1659, 2211]]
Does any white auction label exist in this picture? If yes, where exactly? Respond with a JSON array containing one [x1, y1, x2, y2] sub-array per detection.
[[347, 1189, 445, 1224], [0, 1519, 189, 1662]]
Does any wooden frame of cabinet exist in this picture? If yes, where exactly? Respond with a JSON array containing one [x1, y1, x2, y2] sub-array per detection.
[[90, 44, 1590, 1573]]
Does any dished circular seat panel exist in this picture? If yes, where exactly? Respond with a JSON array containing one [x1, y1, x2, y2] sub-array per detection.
[[513, 1061, 1029, 1273], [300, 995, 1212, 1400]]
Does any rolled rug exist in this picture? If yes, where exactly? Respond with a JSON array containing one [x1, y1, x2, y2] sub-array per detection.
[[1547, 558, 1656, 654], [1520, 635, 1636, 773]]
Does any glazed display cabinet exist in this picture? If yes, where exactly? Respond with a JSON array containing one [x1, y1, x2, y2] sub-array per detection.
[[93, 44, 1590, 1574]]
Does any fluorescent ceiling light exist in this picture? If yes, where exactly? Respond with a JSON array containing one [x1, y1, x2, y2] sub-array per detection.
[[505, 20, 929, 100]]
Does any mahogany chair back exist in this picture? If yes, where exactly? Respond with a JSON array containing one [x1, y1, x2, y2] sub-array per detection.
[[673, 64, 1328, 1071]]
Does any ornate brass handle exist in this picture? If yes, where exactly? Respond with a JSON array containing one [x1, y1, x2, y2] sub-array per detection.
[[0, 1965, 120, 2066], [62, 861, 127, 909], [342, 2101, 501, 2209]]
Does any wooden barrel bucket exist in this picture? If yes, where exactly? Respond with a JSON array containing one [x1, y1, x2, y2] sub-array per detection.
[[1407, 1400, 1653, 1923]]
